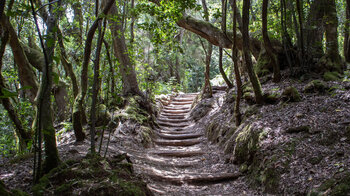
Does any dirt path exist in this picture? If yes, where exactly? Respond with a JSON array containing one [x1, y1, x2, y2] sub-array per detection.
[[122, 93, 256, 195]]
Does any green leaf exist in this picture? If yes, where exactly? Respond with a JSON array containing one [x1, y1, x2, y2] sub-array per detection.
[[0, 88, 18, 99], [52, 72, 60, 85]]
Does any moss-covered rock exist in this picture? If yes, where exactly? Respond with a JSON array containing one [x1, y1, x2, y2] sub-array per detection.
[[304, 80, 329, 94], [96, 104, 111, 127], [263, 92, 280, 104], [190, 98, 213, 121], [323, 71, 341, 81], [139, 126, 154, 148], [232, 123, 261, 164], [116, 96, 151, 125], [309, 172, 350, 196], [32, 155, 153, 196], [255, 50, 272, 77], [282, 86, 302, 102]]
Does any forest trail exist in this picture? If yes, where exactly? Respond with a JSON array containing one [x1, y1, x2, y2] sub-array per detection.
[[126, 93, 250, 195]]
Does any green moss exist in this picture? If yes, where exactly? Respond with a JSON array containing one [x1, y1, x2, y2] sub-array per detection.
[[140, 126, 154, 148], [259, 167, 280, 193], [323, 71, 341, 81], [255, 51, 272, 77], [233, 124, 261, 164], [304, 80, 328, 93], [282, 86, 301, 102]]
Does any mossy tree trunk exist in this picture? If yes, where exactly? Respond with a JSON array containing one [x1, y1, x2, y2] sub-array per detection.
[[107, 0, 142, 96], [262, 0, 280, 82], [345, 0, 350, 63], [220, 0, 234, 89], [0, 29, 31, 151], [72, 0, 115, 142], [30, 0, 60, 177], [201, 0, 213, 98], [242, 0, 263, 104], [0, 16, 38, 103], [231, 0, 242, 126], [323, 0, 341, 71]]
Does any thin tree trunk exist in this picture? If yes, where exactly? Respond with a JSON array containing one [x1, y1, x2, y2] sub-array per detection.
[[220, 0, 234, 89], [103, 39, 115, 95], [242, 0, 263, 104], [30, 0, 60, 179], [72, 0, 115, 142], [296, 0, 304, 57], [232, 0, 242, 126], [345, 0, 350, 62], [262, 0, 281, 82], [201, 0, 213, 97]]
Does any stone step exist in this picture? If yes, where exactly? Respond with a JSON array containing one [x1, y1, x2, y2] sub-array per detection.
[[159, 114, 186, 119], [158, 130, 196, 135], [163, 106, 191, 110], [151, 150, 204, 158], [154, 139, 202, 147], [157, 121, 189, 128], [162, 109, 191, 114], [138, 165, 241, 185], [172, 98, 194, 102], [157, 133, 202, 140], [157, 118, 190, 124], [170, 101, 193, 106]]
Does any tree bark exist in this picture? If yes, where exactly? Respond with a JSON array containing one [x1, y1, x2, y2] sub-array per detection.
[[345, 0, 350, 62], [242, 0, 263, 104], [220, 0, 234, 89], [0, 16, 38, 103], [107, 0, 141, 96], [72, 0, 115, 142], [0, 29, 31, 151], [103, 39, 115, 95], [262, 0, 281, 82], [232, 0, 242, 126], [201, 0, 213, 97], [323, 0, 341, 69]]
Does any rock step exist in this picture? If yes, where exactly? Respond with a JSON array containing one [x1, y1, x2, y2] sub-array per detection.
[[157, 121, 189, 128], [157, 118, 190, 124], [163, 106, 191, 110], [157, 133, 202, 140], [158, 130, 196, 135], [170, 101, 193, 106], [159, 114, 185, 119], [154, 139, 202, 147], [172, 98, 194, 102], [139, 166, 241, 185], [151, 150, 204, 157], [162, 109, 191, 114]]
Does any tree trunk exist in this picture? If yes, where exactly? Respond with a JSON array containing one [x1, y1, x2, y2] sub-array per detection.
[[242, 0, 263, 104], [72, 1, 84, 45], [262, 0, 280, 82], [345, 0, 350, 62], [220, 0, 234, 89], [0, 30, 31, 151], [72, 0, 115, 142], [201, 0, 213, 97], [323, 0, 341, 71], [30, 0, 60, 176], [103, 39, 115, 95], [107, 0, 141, 96], [0, 16, 38, 103], [231, 0, 242, 126]]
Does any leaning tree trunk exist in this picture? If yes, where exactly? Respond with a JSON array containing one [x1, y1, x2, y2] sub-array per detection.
[[107, 1, 141, 96], [262, 0, 281, 82], [242, 0, 263, 104], [0, 16, 38, 103], [0, 30, 31, 151]]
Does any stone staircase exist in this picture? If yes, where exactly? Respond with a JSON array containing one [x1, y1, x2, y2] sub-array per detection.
[[130, 93, 243, 195]]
